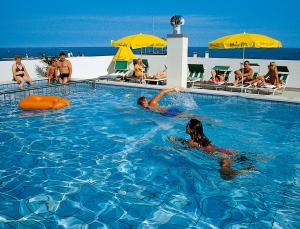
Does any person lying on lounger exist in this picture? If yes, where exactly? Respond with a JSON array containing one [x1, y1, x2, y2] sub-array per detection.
[[248, 62, 280, 88], [137, 87, 212, 120], [148, 64, 167, 79], [169, 118, 258, 180], [208, 69, 225, 83]]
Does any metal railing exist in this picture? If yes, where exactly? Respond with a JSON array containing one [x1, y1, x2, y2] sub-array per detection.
[[0, 79, 97, 102]]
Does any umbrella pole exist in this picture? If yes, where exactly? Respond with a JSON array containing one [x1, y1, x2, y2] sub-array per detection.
[[241, 47, 245, 93], [140, 48, 144, 84]]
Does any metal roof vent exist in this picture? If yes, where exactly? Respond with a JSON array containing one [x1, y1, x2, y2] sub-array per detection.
[[170, 15, 185, 35]]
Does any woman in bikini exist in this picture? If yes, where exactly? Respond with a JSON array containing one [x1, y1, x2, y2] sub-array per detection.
[[209, 69, 225, 83], [248, 62, 280, 88], [12, 55, 33, 89]]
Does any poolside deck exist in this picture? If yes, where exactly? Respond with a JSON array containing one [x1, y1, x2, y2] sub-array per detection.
[[1, 55, 300, 103]]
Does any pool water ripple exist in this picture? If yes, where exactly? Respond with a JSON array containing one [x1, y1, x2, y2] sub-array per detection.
[[0, 84, 300, 227]]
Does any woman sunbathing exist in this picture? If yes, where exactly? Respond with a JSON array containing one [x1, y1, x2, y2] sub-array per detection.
[[208, 69, 225, 83], [148, 64, 167, 79], [248, 62, 280, 88]]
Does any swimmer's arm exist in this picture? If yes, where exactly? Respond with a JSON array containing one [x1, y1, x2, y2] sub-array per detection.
[[149, 87, 181, 106]]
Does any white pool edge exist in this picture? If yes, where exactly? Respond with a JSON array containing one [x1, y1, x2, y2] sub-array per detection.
[[95, 80, 300, 104]]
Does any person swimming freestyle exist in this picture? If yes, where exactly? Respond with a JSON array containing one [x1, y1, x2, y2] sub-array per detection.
[[185, 118, 258, 180], [137, 87, 210, 120]]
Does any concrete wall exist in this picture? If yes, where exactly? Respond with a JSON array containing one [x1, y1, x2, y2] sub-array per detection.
[[1, 55, 299, 90], [145, 55, 300, 90], [187, 56, 300, 89], [0, 56, 113, 82]]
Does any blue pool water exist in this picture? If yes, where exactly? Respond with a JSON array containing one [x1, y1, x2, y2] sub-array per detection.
[[0, 84, 300, 228]]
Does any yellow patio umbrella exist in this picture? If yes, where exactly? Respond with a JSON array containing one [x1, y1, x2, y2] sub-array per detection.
[[208, 32, 282, 89], [113, 46, 135, 62], [208, 32, 282, 49], [111, 33, 167, 49]]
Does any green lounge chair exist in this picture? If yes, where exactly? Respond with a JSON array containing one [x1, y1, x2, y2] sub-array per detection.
[[253, 65, 290, 95], [227, 63, 260, 92], [99, 60, 129, 81], [187, 64, 205, 87], [200, 65, 231, 90]]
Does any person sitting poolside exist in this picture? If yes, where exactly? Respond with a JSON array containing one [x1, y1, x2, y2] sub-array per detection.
[[185, 119, 258, 180], [137, 87, 211, 120], [248, 62, 280, 88], [12, 55, 33, 89], [134, 58, 148, 80], [208, 69, 225, 83], [47, 59, 58, 84], [233, 60, 253, 85]]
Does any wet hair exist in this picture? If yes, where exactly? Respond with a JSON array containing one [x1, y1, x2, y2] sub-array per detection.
[[59, 52, 65, 57], [137, 96, 146, 106], [187, 119, 211, 147], [15, 55, 22, 60], [244, 60, 250, 65]]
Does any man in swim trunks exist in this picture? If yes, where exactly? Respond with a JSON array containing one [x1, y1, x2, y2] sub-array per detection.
[[12, 55, 33, 89], [137, 87, 209, 120], [233, 60, 253, 85], [56, 52, 72, 84]]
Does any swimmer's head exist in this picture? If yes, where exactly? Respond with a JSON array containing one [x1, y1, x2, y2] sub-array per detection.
[[220, 158, 233, 168], [137, 96, 149, 108], [186, 119, 204, 136], [186, 118, 210, 146]]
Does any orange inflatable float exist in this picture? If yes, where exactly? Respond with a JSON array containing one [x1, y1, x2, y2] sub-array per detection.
[[19, 95, 70, 110]]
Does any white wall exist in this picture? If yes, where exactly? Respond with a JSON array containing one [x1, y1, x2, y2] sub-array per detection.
[[0, 56, 114, 82], [144, 55, 300, 89], [166, 35, 188, 88], [187, 56, 300, 87], [1, 55, 299, 90]]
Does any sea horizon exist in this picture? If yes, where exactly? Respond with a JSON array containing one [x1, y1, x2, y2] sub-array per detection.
[[1, 46, 300, 60]]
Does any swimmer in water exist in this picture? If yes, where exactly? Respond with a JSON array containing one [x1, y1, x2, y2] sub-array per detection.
[[183, 118, 257, 180], [137, 87, 211, 120], [186, 118, 236, 155]]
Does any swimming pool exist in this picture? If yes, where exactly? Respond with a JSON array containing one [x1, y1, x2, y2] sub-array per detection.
[[0, 83, 299, 228]]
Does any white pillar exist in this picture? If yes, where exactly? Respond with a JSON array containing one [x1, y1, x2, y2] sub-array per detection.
[[166, 34, 188, 88]]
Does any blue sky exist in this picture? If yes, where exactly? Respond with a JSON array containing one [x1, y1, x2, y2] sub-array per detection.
[[1, 0, 299, 47]]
